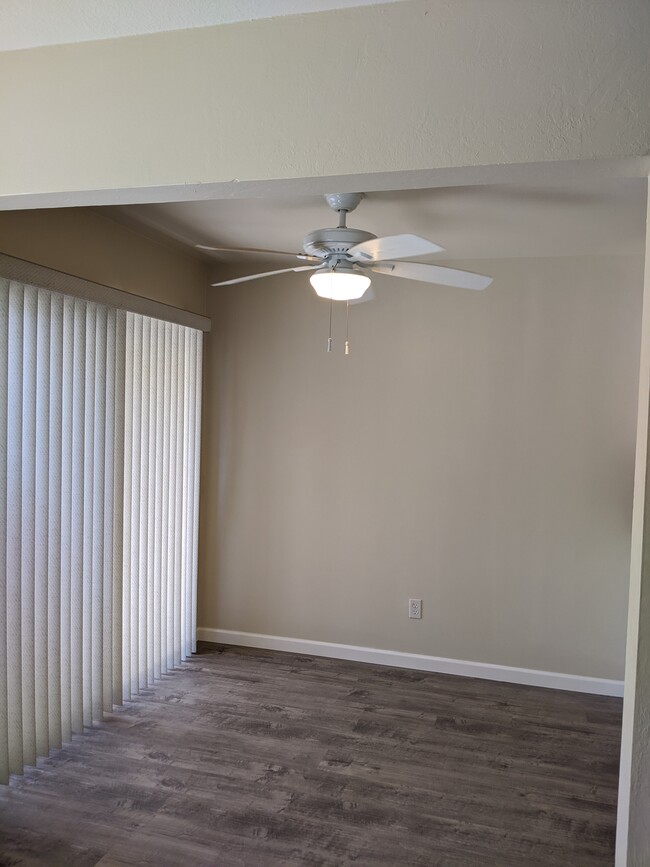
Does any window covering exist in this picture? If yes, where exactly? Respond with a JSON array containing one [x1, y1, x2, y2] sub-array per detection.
[[0, 278, 203, 782]]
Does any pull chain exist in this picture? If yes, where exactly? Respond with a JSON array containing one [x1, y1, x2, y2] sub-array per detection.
[[327, 297, 333, 352], [345, 300, 350, 356]]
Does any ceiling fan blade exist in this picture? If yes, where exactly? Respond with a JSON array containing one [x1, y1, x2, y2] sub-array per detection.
[[211, 265, 319, 287], [371, 261, 492, 290], [348, 234, 444, 263], [197, 243, 320, 262], [349, 285, 376, 305]]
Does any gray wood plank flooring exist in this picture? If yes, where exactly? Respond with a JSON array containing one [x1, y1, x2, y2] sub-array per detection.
[[0, 643, 622, 866]]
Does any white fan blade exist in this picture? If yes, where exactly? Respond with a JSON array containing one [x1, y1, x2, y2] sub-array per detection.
[[211, 265, 319, 287], [371, 261, 492, 290], [349, 285, 376, 305], [348, 234, 444, 263], [197, 243, 320, 262]]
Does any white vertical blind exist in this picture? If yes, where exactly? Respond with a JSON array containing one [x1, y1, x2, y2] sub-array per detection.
[[0, 279, 203, 782], [120, 312, 202, 700]]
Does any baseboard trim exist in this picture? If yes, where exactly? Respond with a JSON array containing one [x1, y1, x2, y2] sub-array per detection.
[[196, 628, 623, 697]]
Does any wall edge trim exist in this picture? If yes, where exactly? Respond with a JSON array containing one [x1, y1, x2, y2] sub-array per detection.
[[196, 628, 624, 697]]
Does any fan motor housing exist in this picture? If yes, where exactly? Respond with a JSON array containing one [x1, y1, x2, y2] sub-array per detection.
[[302, 227, 377, 258]]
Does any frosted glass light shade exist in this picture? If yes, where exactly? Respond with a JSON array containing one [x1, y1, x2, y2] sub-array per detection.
[[310, 270, 371, 301]]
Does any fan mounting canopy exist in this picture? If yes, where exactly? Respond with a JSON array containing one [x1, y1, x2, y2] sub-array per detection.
[[324, 192, 364, 213]]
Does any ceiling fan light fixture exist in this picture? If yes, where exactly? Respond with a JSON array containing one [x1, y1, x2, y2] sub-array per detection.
[[310, 269, 371, 301]]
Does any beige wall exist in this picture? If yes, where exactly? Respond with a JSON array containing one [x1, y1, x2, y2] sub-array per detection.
[[1, 0, 648, 204], [199, 254, 643, 680], [0, 208, 208, 314], [616, 192, 650, 866]]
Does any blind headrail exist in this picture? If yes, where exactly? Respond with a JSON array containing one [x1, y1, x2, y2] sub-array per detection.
[[0, 252, 211, 332]]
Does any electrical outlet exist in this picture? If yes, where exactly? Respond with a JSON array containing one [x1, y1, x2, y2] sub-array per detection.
[[408, 598, 422, 619]]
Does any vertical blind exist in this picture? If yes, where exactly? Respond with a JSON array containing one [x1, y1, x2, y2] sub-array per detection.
[[122, 314, 202, 700], [0, 279, 203, 782]]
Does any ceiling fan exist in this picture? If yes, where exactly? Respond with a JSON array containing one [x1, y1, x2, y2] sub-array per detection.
[[197, 193, 493, 303]]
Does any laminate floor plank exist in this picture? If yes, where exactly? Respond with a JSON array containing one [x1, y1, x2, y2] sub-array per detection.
[[0, 644, 621, 866]]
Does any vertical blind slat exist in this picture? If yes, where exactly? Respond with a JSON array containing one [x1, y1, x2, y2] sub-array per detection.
[[167, 326, 179, 672], [146, 321, 156, 686], [70, 299, 86, 733], [59, 296, 75, 742], [21, 285, 38, 767], [153, 322, 164, 682], [47, 293, 64, 750], [159, 324, 171, 676], [6, 284, 24, 774], [0, 286, 9, 782], [192, 332, 203, 655], [102, 309, 116, 713], [90, 306, 107, 722], [82, 304, 96, 728], [34, 289, 51, 758], [122, 313, 135, 701], [138, 318, 150, 691], [130, 315, 142, 698], [182, 331, 192, 660], [174, 329, 185, 666], [112, 310, 126, 707]]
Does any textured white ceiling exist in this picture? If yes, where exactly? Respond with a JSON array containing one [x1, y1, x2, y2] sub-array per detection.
[[106, 179, 647, 269], [0, 0, 397, 52]]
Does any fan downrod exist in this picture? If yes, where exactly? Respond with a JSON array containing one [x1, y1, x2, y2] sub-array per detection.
[[303, 193, 374, 257]]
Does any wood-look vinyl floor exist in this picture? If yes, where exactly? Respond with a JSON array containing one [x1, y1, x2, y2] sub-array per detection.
[[0, 643, 622, 866]]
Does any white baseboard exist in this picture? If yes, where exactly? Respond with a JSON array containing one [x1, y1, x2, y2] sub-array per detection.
[[196, 628, 623, 697]]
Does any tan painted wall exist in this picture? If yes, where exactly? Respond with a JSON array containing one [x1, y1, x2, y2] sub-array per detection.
[[616, 192, 650, 866], [198, 255, 643, 679], [1, 0, 648, 202], [0, 208, 208, 314]]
